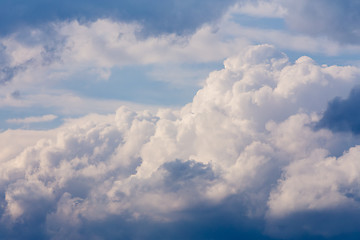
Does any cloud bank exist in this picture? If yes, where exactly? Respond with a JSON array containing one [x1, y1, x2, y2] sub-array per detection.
[[1, 45, 360, 239]]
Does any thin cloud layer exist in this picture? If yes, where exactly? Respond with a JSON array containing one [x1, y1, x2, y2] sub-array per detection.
[[7, 114, 57, 124], [0, 0, 237, 36], [1, 45, 360, 239], [282, 0, 360, 44]]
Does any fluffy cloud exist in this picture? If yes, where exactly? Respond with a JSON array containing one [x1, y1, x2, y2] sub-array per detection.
[[1, 45, 360, 239], [0, 18, 247, 92], [266, 146, 360, 237]]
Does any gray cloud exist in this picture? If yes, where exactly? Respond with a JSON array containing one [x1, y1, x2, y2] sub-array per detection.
[[0, 67, 16, 84], [283, 0, 360, 44], [0, 44, 18, 85], [266, 209, 360, 240], [316, 86, 360, 134]]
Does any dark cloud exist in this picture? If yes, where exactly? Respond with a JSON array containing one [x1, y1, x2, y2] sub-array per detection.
[[0, 0, 237, 36], [0, 67, 16, 84], [11, 91, 21, 99], [1, 196, 273, 240], [284, 0, 360, 44], [0, 159, 268, 240], [0, 44, 15, 84], [266, 208, 360, 240], [162, 159, 215, 189], [316, 86, 360, 134]]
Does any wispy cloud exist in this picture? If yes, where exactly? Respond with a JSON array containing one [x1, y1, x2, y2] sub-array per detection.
[[232, 0, 287, 18], [6, 114, 57, 124]]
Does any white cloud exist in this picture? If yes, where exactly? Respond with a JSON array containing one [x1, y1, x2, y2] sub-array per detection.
[[57, 19, 244, 68], [1, 45, 360, 238], [268, 147, 360, 218], [0, 18, 247, 112], [2, 11, 360, 118], [0, 128, 56, 163], [6, 114, 58, 124]]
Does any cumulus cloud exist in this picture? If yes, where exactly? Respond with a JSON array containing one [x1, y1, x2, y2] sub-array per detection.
[[1, 45, 360, 239], [266, 146, 360, 238]]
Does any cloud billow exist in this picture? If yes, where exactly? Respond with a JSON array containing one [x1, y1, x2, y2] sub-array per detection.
[[1, 45, 360, 239]]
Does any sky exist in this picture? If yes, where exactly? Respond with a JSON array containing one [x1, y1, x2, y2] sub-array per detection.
[[2, 0, 360, 239]]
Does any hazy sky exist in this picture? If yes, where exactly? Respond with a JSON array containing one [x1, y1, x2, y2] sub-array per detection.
[[2, 1, 360, 239]]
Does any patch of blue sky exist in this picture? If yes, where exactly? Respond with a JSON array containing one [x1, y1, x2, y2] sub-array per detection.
[[147, 61, 225, 86], [284, 49, 360, 67], [0, 60, 224, 131], [61, 66, 196, 106], [309, 54, 360, 67], [58, 62, 223, 106]]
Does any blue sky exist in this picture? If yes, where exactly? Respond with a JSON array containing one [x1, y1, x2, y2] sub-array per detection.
[[2, 0, 360, 239]]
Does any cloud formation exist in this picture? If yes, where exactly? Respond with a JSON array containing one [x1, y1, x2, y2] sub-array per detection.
[[1, 45, 360, 239]]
